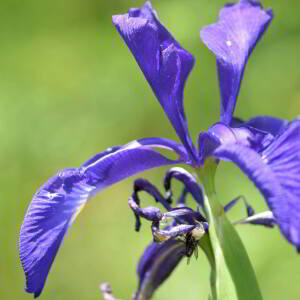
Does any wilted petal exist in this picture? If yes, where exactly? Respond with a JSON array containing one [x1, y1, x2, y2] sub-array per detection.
[[128, 198, 163, 223], [213, 120, 300, 250], [19, 138, 187, 297], [152, 224, 196, 241], [200, 0, 273, 124], [164, 167, 204, 206], [163, 207, 207, 226], [112, 2, 198, 162], [130, 178, 171, 231], [135, 239, 185, 300], [132, 178, 171, 210]]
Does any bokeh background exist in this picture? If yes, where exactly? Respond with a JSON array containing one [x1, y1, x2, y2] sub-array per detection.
[[1, 0, 300, 299]]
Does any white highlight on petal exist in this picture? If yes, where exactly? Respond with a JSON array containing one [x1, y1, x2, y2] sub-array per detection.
[[226, 40, 232, 47], [168, 167, 198, 183], [233, 211, 274, 225]]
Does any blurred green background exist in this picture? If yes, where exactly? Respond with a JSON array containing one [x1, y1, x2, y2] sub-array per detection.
[[1, 0, 300, 299]]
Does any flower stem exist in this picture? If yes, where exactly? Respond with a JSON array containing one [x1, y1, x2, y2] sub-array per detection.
[[195, 158, 263, 300]]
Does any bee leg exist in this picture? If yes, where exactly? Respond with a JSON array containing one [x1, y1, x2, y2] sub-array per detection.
[[194, 245, 199, 260], [186, 256, 192, 265]]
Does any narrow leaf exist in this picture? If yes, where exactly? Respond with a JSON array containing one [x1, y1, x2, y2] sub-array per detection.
[[196, 161, 263, 300]]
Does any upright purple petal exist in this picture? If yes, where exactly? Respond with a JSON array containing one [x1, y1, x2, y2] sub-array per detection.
[[200, 0, 273, 124], [19, 138, 187, 297], [213, 120, 300, 251], [112, 2, 198, 162], [135, 239, 185, 300]]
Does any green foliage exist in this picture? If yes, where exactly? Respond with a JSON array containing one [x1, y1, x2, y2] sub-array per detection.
[[197, 160, 262, 300]]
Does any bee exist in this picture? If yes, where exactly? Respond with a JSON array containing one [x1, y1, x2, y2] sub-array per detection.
[[185, 225, 205, 264]]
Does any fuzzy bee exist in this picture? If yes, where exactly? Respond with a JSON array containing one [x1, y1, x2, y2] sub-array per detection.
[[185, 226, 205, 264]]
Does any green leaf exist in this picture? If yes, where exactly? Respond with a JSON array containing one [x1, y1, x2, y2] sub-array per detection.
[[196, 160, 263, 300]]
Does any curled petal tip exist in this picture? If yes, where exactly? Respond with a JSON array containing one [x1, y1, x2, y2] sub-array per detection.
[[164, 167, 204, 206], [112, 2, 198, 163]]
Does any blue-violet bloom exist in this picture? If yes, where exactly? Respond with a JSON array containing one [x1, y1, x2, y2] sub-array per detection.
[[19, 1, 300, 298]]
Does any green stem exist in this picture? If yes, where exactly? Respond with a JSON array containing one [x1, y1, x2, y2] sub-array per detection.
[[199, 233, 216, 300], [195, 158, 263, 300]]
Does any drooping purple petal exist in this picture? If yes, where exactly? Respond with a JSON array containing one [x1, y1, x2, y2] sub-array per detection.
[[130, 178, 171, 231], [152, 224, 196, 241], [129, 198, 163, 223], [200, 0, 273, 124], [112, 2, 198, 163], [164, 167, 204, 206], [231, 116, 288, 137], [19, 138, 187, 297], [135, 239, 185, 300], [213, 119, 300, 250], [164, 207, 206, 225], [132, 178, 171, 210]]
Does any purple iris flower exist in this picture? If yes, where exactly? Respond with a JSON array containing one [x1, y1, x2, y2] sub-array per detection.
[[126, 170, 208, 300], [125, 167, 274, 300], [19, 0, 300, 298]]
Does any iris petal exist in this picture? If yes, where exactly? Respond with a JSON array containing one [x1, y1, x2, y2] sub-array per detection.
[[135, 239, 185, 300], [112, 2, 197, 162], [213, 120, 300, 250], [164, 167, 204, 206], [231, 115, 288, 137], [198, 122, 272, 161], [19, 138, 186, 297], [200, 0, 273, 124]]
